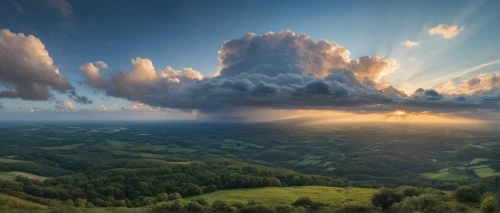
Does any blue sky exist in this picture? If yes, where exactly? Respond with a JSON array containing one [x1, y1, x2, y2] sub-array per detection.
[[0, 0, 498, 121]]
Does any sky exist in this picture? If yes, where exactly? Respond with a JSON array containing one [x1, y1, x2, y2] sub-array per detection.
[[0, 0, 498, 122]]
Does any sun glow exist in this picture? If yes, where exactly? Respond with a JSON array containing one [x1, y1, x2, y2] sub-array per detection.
[[241, 109, 485, 124], [393, 110, 406, 116]]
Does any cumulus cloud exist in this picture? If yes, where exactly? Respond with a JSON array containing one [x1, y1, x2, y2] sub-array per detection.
[[434, 72, 499, 96], [216, 30, 398, 80], [79, 61, 110, 89], [403, 40, 420, 47], [55, 100, 75, 110], [94, 61, 108, 69], [81, 30, 498, 114], [81, 57, 203, 100], [99, 104, 108, 111], [0, 29, 73, 100], [428, 24, 464, 39]]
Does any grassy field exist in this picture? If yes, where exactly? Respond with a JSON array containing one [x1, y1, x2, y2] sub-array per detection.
[[0, 171, 48, 181], [0, 194, 48, 210], [421, 170, 476, 181], [38, 143, 84, 150], [469, 158, 489, 165], [187, 186, 376, 207], [471, 166, 500, 178], [0, 157, 33, 163]]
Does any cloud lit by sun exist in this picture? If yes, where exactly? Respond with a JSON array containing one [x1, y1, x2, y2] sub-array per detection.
[[393, 110, 406, 116]]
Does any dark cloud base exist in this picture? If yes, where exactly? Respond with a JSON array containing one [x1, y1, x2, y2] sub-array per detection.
[[79, 31, 499, 114]]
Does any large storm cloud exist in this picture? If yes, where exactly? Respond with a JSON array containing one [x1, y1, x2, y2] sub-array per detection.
[[80, 30, 499, 113]]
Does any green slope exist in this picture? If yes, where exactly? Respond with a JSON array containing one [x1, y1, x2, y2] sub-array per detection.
[[0, 194, 48, 210], [187, 186, 376, 207]]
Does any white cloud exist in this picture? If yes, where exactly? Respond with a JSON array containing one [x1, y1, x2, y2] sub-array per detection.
[[55, 100, 75, 110], [403, 40, 420, 47], [79, 57, 203, 100], [0, 29, 73, 100], [79, 61, 110, 89], [428, 24, 465, 39], [94, 61, 108, 69], [99, 104, 108, 111], [434, 72, 499, 96]]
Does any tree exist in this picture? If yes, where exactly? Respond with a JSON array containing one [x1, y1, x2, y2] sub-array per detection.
[[120, 198, 130, 208], [168, 192, 182, 201], [187, 201, 205, 212], [141, 197, 156, 206], [74, 198, 86, 207], [181, 183, 203, 197], [85, 202, 95, 208], [398, 186, 421, 197], [113, 200, 127, 207], [168, 199, 185, 212], [481, 196, 498, 213], [371, 188, 403, 209], [64, 199, 74, 207], [205, 184, 217, 193], [455, 186, 481, 203], [156, 193, 169, 202]]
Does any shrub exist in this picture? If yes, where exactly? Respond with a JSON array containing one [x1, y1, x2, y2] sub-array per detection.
[[85, 202, 95, 208], [398, 186, 421, 197], [231, 201, 245, 209], [391, 194, 440, 213], [196, 197, 210, 206], [293, 206, 307, 213], [113, 200, 127, 207], [239, 204, 276, 213], [292, 197, 313, 207], [168, 199, 185, 212], [338, 201, 374, 213], [311, 201, 329, 209], [246, 200, 263, 206], [274, 204, 293, 213], [481, 196, 498, 213], [212, 200, 231, 212], [455, 186, 481, 203]]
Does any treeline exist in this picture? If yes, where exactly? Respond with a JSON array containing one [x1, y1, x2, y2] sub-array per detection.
[[370, 176, 500, 213], [0, 159, 348, 208]]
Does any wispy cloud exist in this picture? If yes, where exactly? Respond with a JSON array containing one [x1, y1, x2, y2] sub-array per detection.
[[45, 0, 72, 17], [402, 40, 420, 48], [12, 1, 25, 14]]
